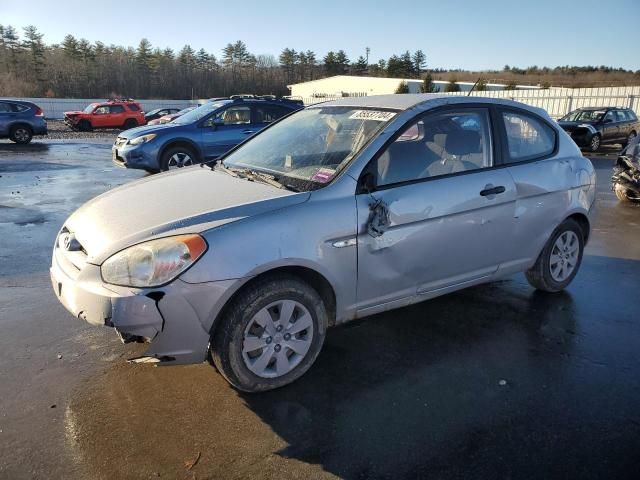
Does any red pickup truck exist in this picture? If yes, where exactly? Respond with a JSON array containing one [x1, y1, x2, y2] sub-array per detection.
[[64, 99, 145, 131]]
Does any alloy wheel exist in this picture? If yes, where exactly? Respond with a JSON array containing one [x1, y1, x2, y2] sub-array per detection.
[[242, 300, 314, 378], [590, 135, 600, 151], [166, 152, 193, 169], [549, 231, 580, 282], [14, 128, 30, 142]]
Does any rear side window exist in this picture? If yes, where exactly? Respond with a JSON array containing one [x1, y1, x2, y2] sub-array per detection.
[[627, 110, 638, 121], [127, 104, 141, 112], [110, 105, 125, 114], [0, 103, 13, 113], [501, 111, 556, 163], [12, 104, 30, 112], [614, 110, 626, 122], [254, 105, 291, 124]]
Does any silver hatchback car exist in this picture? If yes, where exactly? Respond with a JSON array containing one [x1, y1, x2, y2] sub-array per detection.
[[51, 95, 596, 392]]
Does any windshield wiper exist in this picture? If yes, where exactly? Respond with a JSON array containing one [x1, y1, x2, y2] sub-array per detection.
[[210, 161, 300, 192]]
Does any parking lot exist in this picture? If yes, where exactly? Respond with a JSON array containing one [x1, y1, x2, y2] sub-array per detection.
[[1, 137, 639, 479]]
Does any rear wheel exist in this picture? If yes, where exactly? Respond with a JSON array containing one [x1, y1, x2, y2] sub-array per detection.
[[9, 125, 33, 144], [160, 145, 197, 171], [623, 130, 636, 147], [588, 134, 601, 152], [525, 219, 584, 292], [211, 274, 328, 392], [123, 118, 138, 130]]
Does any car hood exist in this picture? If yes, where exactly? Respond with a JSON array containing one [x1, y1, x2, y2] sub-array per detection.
[[65, 168, 309, 264], [118, 122, 179, 139], [64, 111, 84, 116], [558, 120, 597, 127]]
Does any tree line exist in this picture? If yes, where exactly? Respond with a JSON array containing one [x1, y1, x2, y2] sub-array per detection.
[[1, 24, 638, 99], [0, 24, 429, 99]]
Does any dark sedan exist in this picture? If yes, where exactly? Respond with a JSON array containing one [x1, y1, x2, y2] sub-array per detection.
[[558, 107, 639, 152], [144, 108, 182, 123]]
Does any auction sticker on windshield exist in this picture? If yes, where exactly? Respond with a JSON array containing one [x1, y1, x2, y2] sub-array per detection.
[[349, 110, 397, 122], [311, 168, 336, 183]]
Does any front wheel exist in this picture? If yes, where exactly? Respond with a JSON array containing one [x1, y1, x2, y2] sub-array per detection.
[[9, 125, 33, 144], [211, 274, 328, 392], [588, 134, 601, 152], [525, 219, 584, 292], [160, 146, 197, 171]]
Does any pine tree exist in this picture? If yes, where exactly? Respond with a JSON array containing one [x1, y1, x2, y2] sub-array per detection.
[[421, 72, 437, 93], [395, 81, 409, 94]]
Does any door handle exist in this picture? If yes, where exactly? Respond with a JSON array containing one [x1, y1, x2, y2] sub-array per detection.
[[242, 129, 255, 134], [480, 185, 506, 196]]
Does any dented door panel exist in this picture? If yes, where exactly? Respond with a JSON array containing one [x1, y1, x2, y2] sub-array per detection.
[[355, 169, 517, 312]]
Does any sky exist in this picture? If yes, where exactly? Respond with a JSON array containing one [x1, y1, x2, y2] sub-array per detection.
[[1, 0, 639, 71]]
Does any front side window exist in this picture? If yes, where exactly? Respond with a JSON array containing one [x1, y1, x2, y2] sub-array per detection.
[[561, 109, 605, 122], [502, 111, 555, 163], [222, 106, 393, 188], [94, 106, 109, 115], [370, 108, 492, 187], [214, 106, 252, 125], [604, 111, 616, 123]]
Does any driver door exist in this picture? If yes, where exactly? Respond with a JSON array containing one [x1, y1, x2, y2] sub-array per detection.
[[355, 107, 517, 315], [201, 105, 254, 159], [91, 105, 110, 128]]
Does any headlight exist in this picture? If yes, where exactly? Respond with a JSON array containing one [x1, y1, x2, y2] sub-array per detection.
[[101, 234, 207, 287], [128, 133, 157, 145]]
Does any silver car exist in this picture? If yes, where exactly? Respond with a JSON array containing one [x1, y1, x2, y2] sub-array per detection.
[[51, 95, 596, 392]]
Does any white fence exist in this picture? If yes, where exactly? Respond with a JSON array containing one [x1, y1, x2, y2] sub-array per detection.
[[292, 86, 640, 119], [5, 98, 197, 120]]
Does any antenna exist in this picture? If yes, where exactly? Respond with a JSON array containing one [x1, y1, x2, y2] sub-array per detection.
[[467, 78, 482, 96]]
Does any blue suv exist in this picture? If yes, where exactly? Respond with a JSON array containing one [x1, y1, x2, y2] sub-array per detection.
[[0, 99, 48, 144], [112, 96, 303, 172]]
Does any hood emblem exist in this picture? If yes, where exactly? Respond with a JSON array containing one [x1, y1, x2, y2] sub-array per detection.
[[61, 233, 82, 252]]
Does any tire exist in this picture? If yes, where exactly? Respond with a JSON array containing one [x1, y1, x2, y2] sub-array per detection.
[[588, 134, 601, 152], [78, 119, 92, 132], [525, 219, 585, 293], [211, 274, 328, 392], [622, 130, 636, 147], [9, 125, 33, 144], [160, 145, 198, 171], [123, 118, 138, 130]]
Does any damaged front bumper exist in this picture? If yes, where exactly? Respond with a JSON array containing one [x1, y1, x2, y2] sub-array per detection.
[[50, 247, 235, 365]]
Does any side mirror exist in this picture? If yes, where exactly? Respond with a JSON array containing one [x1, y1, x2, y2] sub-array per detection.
[[213, 117, 225, 127], [359, 172, 376, 194]]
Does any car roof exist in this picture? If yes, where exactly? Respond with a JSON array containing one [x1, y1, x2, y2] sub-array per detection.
[[317, 94, 550, 117], [576, 106, 623, 111]]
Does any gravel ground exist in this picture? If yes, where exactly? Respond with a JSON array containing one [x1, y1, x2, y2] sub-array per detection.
[[43, 120, 122, 141]]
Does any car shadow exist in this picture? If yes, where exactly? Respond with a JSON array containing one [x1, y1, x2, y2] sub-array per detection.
[[238, 278, 584, 479], [0, 142, 50, 153]]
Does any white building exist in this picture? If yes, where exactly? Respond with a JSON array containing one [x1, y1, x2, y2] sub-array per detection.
[[287, 75, 541, 100]]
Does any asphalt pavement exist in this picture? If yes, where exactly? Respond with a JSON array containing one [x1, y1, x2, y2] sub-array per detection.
[[0, 140, 639, 480]]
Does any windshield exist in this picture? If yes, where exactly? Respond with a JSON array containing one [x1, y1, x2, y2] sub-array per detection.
[[222, 106, 396, 188], [173, 102, 228, 124], [83, 104, 97, 113], [561, 110, 606, 122]]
